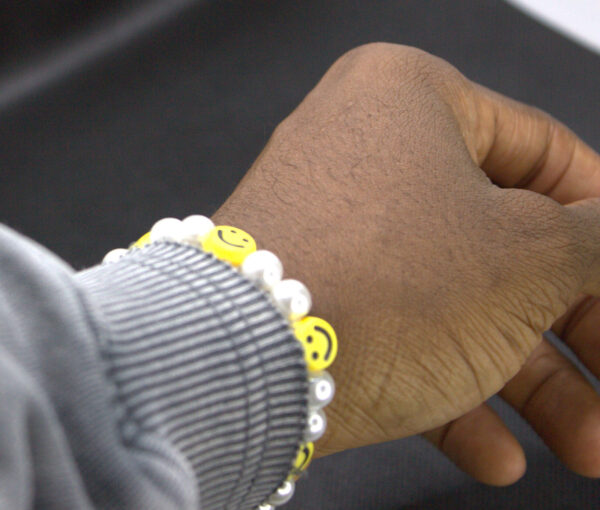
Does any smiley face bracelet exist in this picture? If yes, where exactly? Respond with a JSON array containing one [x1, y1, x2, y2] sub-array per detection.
[[103, 215, 337, 510]]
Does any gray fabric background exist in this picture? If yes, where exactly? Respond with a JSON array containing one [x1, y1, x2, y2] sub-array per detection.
[[0, 1, 598, 508]]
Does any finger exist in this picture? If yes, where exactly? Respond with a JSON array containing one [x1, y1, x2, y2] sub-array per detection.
[[552, 294, 600, 379], [463, 83, 600, 203], [422, 403, 526, 486], [499, 338, 600, 477]]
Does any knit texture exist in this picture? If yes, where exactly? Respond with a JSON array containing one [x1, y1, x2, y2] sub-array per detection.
[[76, 242, 308, 510]]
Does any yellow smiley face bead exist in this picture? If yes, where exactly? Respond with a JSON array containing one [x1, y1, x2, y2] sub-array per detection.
[[293, 316, 338, 372], [202, 225, 257, 266], [288, 442, 314, 480], [132, 231, 151, 248]]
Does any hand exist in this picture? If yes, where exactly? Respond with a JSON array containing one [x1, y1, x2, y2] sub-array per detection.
[[212, 43, 600, 486]]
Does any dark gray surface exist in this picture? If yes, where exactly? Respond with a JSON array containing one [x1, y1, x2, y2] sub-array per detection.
[[0, 1, 598, 508]]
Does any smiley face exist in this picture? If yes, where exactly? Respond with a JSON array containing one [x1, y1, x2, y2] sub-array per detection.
[[131, 231, 151, 249], [202, 225, 257, 266], [289, 442, 314, 480], [293, 316, 338, 372]]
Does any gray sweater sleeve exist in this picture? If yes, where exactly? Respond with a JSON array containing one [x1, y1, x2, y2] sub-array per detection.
[[0, 224, 307, 510]]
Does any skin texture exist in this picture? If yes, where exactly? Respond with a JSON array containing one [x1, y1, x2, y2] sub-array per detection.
[[212, 43, 600, 486]]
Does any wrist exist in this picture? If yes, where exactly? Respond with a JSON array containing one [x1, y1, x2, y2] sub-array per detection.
[[82, 213, 340, 508]]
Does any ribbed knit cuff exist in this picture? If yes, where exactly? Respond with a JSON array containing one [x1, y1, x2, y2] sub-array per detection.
[[75, 242, 308, 510]]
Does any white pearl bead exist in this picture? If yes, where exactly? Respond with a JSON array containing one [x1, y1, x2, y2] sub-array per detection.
[[257, 504, 275, 510], [304, 409, 327, 442], [308, 371, 335, 409], [266, 480, 295, 506], [271, 279, 311, 321], [103, 248, 128, 263], [149, 218, 185, 243], [240, 250, 283, 289], [181, 215, 214, 245]]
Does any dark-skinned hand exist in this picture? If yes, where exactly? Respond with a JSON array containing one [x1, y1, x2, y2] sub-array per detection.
[[213, 43, 600, 486]]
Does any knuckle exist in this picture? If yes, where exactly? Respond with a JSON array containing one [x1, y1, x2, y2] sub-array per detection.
[[332, 43, 471, 121], [338, 42, 406, 69], [336, 43, 442, 90], [340, 41, 399, 61]]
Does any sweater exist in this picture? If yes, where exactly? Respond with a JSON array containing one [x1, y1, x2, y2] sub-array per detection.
[[0, 223, 307, 510]]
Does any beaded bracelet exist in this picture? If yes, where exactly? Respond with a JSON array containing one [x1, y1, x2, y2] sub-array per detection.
[[103, 215, 337, 510]]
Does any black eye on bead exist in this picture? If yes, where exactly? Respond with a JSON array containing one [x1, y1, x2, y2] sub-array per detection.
[[312, 352, 319, 360], [307, 335, 313, 343]]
